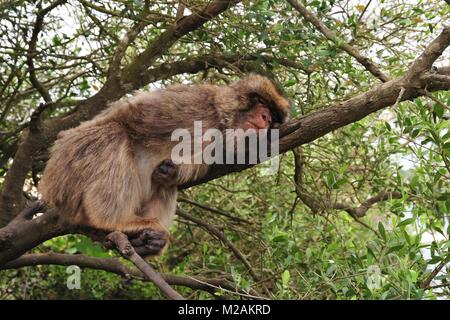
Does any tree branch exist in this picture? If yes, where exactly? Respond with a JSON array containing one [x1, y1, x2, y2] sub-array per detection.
[[107, 3, 155, 78], [177, 209, 264, 287], [104, 231, 185, 300], [0, 252, 239, 296], [287, 0, 390, 82], [407, 28, 450, 79], [122, 0, 241, 86], [26, 0, 67, 103], [332, 191, 403, 218], [420, 260, 449, 289]]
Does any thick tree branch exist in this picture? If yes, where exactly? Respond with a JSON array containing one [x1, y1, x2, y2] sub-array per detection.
[[407, 29, 450, 79], [287, 0, 390, 82], [0, 206, 67, 265], [436, 66, 450, 75], [175, 0, 186, 21], [136, 53, 258, 88]]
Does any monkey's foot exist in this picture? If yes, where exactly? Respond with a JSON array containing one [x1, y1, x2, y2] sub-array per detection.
[[152, 159, 178, 184], [128, 229, 167, 256]]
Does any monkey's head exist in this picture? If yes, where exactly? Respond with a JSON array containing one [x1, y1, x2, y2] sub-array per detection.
[[218, 74, 291, 131]]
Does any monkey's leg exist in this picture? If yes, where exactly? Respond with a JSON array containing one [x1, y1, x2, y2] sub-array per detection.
[[124, 159, 178, 256], [121, 217, 168, 236]]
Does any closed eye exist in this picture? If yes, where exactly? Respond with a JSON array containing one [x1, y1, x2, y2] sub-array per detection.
[[249, 93, 283, 124], [268, 104, 282, 124]]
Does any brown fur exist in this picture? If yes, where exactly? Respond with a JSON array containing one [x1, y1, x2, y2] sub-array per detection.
[[39, 74, 290, 240]]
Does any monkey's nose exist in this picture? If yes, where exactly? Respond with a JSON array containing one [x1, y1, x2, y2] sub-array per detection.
[[261, 110, 272, 126]]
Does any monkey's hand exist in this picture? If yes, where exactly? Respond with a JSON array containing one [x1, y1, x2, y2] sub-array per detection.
[[128, 229, 168, 256], [152, 159, 178, 185]]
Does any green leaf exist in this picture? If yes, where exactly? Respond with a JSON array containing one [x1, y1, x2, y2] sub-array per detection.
[[433, 103, 444, 118], [387, 243, 404, 254], [397, 218, 415, 228], [272, 234, 289, 243], [52, 35, 61, 46], [428, 256, 442, 264], [378, 222, 387, 241], [385, 122, 391, 131], [65, 247, 77, 254], [282, 270, 290, 286], [410, 270, 418, 282], [410, 128, 421, 138], [285, 79, 297, 87]]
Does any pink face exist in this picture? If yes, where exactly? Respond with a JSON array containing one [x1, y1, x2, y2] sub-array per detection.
[[242, 103, 272, 131], [232, 93, 287, 131]]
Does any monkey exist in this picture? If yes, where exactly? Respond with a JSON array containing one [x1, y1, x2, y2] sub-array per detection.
[[38, 74, 291, 254]]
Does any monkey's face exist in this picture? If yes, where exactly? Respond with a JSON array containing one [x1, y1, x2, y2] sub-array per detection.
[[233, 93, 290, 132], [224, 74, 291, 131]]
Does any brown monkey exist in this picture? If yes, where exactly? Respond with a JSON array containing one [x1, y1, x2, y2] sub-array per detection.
[[39, 74, 290, 253]]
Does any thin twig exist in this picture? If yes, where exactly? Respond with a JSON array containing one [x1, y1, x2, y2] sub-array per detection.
[[105, 231, 185, 300], [178, 197, 253, 224], [421, 260, 448, 289], [287, 0, 390, 82]]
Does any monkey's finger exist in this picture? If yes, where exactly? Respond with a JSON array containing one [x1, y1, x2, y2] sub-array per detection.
[[144, 243, 165, 254], [139, 229, 167, 241], [129, 237, 145, 247], [134, 246, 159, 256], [128, 229, 166, 246], [144, 239, 166, 248], [134, 243, 166, 256]]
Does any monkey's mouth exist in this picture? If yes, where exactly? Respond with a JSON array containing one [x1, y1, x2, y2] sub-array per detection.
[[244, 121, 266, 131]]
